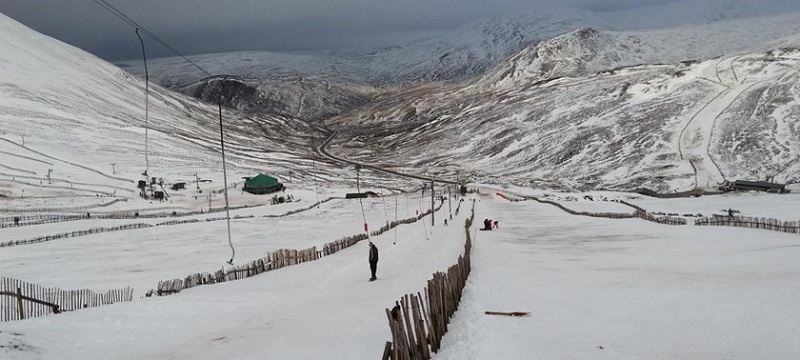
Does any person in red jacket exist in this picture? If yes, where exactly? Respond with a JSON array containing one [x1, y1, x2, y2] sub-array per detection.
[[368, 242, 379, 281]]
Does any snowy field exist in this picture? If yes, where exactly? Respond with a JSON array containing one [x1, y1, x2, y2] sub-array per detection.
[[2, 189, 799, 359], [0, 195, 427, 296], [438, 194, 800, 360]]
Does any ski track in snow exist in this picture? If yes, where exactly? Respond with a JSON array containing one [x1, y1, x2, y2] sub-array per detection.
[[677, 56, 788, 191]]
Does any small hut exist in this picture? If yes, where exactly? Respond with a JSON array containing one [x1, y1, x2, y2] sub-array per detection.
[[243, 174, 284, 195]]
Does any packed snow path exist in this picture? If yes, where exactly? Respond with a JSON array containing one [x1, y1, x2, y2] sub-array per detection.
[[679, 57, 794, 190], [678, 58, 736, 190]]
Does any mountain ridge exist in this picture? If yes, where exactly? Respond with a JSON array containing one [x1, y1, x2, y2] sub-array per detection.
[[120, 2, 800, 121]]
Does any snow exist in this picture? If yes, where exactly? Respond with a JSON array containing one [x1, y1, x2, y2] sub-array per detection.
[[1, 4, 800, 360], [324, 31, 800, 192], [3, 191, 800, 359], [437, 195, 800, 360], [1, 192, 467, 359]]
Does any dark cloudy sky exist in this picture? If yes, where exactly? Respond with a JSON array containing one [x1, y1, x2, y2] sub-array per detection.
[[0, 0, 682, 61]]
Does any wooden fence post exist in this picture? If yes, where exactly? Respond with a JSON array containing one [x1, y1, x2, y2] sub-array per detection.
[[382, 341, 393, 360], [16, 287, 25, 320]]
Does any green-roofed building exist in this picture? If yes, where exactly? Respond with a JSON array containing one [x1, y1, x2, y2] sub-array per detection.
[[243, 173, 284, 195]]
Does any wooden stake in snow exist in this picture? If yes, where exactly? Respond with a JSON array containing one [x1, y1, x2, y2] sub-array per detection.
[[485, 311, 531, 317]]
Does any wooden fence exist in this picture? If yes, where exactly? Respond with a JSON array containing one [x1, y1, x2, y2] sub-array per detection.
[[0, 214, 85, 229], [523, 196, 635, 219], [0, 197, 339, 229], [0, 198, 341, 248], [696, 215, 800, 233], [499, 193, 689, 226], [151, 200, 446, 297], [153, 247, 321, 296], [633, 209, 688, 225], [1, 277, 133, 322], [382, 202, 475, 360], [0, 198, 128, 215], [0, 223, 153, 248]]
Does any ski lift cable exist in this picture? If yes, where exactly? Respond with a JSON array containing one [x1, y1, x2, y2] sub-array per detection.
[[93, 0, 233, 262], [91, 0, 213, 77], [135, 29, 150, 175]]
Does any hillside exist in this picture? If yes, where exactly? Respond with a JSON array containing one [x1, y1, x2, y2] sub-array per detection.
[[118, 0, 800, 122], [322, 30, 800, 192], [3, 4, 799, 196], [0, 12, 338, 202]]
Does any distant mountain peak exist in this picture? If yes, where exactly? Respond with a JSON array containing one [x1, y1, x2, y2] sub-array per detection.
[[479, 27, 639, 88]]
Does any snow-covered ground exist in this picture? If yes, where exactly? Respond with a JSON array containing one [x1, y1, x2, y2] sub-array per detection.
[[438, 194, 800, 360], [2, 4, 799, 360], [2, 190, 799, 359]]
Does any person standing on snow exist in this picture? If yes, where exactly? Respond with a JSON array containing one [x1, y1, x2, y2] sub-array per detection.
[[368, 242, 379, 281]]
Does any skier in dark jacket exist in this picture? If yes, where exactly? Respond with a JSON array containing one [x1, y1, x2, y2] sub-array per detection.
[[368, 242, 379, 281]]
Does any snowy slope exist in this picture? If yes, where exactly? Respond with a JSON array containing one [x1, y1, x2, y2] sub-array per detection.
[[0, 12, 351, 203], [2, 190, 800, 359], [322, 31, 800, 192], [119, 51, 379, 121], [121, 1, 800, 122]]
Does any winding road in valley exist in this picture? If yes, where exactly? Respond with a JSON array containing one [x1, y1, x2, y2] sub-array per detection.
[[316, 130, 458, 185]]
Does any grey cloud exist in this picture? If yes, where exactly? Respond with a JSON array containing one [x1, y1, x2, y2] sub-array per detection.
[[0, 0, 789, 61]]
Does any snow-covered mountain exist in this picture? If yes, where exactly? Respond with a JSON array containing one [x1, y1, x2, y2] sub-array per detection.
[[478, 12, 800, 89], [321, 30, 800, 192], [2, 1, 799, 197], [0, 12, 333, 200], [122, 0, 800, 121], [119, 51, 379, 121]]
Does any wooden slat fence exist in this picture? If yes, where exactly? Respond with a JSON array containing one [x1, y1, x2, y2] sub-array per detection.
[[1, 198, 343, 248], [323, 234, 370, 257], [382, 202, 475, 360], [0, 214, 86, 228], [499, 193, 688, 226], [152, 247, 319, 296], [1, 197, 340, 229], [151, 199, 447, 297], [633, 209, 688, 225], [0, 198, 127, 215], [0, 277, 133, 322], [617, 200, 645, 212], [522, 195, 635, 219], [0, 223, 153, 248], [325, 201, 445, 257], [270, 197, 338, 217], [696, 216, 800, 233]]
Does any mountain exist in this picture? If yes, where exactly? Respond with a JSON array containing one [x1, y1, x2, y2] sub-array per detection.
[[478, 12, 800, 89], [321, 29, 800, 192], [3, 2, 800, 196], [0, 12, 331, 199], [119, 51, 379, 121], [121, 0, 800, 121]]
